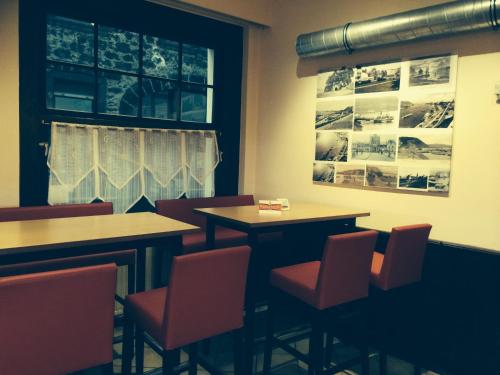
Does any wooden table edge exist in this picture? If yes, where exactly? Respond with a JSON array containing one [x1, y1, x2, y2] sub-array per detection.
[[193, 208, 370, 229], [0, 227, 200, 256]]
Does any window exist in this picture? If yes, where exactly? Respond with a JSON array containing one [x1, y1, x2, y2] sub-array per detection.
[[45, 15, 215, 124], [20, 1, 243, 206]]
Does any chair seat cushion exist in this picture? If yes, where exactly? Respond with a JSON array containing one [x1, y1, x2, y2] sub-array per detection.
[[270, 261, 320, 307], [126, 287, 167, 344], [183, 227, 248, 253], [370, 251, 384, 289]]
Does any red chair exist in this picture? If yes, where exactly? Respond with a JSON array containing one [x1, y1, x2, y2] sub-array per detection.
[[369, 224, 432, 375], [0, 263, 117, 375], [0, 203, 136, 301], [370, 224, 432, 291], [263, 231, 378, 375], [122, 245, 251, 375], [155, 196, 283, 254], [155, 196, 255, 253]]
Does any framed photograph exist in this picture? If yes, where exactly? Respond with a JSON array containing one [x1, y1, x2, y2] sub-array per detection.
[[400, 92, 454, 128], [366, 165, 398, 188], [313, 54, 457, 196], [316, 98, 354, 130], [354, 95, 399, 131], [355, 62, 401, 94], [335, 164, 366, 186], [315, 131, 349, 162], [409, 55, 451, 87], [317, 68, 355, 98], [313, 163, 335, 183]]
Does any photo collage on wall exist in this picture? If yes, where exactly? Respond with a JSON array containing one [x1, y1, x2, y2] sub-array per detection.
[[313, 54, 457, 195]]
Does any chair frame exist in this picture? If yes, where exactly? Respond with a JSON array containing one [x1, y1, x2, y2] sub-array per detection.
[[263, 287, 370, 375], [0, 264, 117, 375], [122, 315, 244, 375], [370, 224, 431, 375]]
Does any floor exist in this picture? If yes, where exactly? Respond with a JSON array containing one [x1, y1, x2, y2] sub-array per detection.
[[101, 317, 449, 375]]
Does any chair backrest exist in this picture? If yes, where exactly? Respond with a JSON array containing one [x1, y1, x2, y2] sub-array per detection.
[[155, 195, 254, 229], [378, 224, 432, 290], [0, 263, 117, 375], [315, 230, 378, 310], [161, 246, 251, 350], [0, 202, 113, 222]]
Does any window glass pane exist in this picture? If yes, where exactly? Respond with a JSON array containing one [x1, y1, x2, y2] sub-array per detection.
[[142, 78, 179, 120], [181, 84, 212, 123], [47, 15, 94, 66], [98, 26, 139, 73], [46, 63, 95, 112], [182, 44, 214, 85], [143, 35, 179, 79], [97, 72, 139, 116]]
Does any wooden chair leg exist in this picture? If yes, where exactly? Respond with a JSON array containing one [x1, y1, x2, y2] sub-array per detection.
[[233, 328, 244, 375], [262, 297, 276, 375], [309, 315, 324, 375], [202, 339, 211, 355], [100, 362, 114, 375], [135, 328, 145, 375], [162, 350, 176, 375], [127, 262, 135, 296], [121, 311, 134, 375], [324, 330, 334, 367], [189, 343, 198, 375], [379, 350, 387, 375], [360, 344, 370, 375]]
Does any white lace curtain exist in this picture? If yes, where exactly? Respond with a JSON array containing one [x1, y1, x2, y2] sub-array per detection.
[[48, 122, 219, 213]]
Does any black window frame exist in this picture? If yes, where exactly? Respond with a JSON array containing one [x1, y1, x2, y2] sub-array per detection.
[[45, 16, 216, 124], [19, 0, 243, 206]]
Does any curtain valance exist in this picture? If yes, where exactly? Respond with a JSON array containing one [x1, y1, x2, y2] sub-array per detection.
[[47, 122, 219, 213]]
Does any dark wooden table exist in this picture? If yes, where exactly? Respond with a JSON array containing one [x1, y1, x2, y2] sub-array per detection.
[[0, 212, 199, 292], [194, 203, 370, 374]]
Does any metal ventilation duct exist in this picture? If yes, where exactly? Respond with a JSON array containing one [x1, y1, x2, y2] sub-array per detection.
[[296, 0, 499, 58]]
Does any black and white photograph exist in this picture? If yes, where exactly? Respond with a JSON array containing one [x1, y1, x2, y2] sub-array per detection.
[[409, 55, 451, 87], [398, 167, 428, 190], [351, 133, 397, 162], [399, 92, 455, 128], [317, 68, 354, 98], [428, 168, 450, 192], [355, 62, 401, 94], [315, 132, 349, 162], [354, 95, 399, 131], [315, 98, 353, 130], [366, 165, 398, 188], [313, 163, 335, 183], [398, 133, 452, 161], [335, 164, 365, 186]]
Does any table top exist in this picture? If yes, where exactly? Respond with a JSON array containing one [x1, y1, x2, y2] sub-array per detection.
[[194, 203, 370, 228], [0, 212, 199, 256]]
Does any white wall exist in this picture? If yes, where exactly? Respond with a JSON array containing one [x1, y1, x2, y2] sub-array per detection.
[[150, 0, 272, 26], [2, 0, 499, 251], [253, 0, 500, 251], [0, 0, 19, 207]]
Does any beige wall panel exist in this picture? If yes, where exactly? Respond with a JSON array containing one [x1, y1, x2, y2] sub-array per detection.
[[0, 0, 20, 207], [153, 0, 272, 26], [253, 0, 500, 250]]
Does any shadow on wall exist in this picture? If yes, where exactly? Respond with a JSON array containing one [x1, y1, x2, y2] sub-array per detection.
[[296, 31, 500, 78]]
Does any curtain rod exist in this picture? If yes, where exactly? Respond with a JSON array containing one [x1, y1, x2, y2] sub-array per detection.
[[47, 121, 215, 134]]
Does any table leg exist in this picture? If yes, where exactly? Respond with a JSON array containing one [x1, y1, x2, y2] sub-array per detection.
[[206, 217, 215, 250], [243, 231, 259, 375], [153, 235, 183, 289], [200, 220, 217, 356], [136, 246, 146, 293]]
